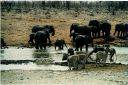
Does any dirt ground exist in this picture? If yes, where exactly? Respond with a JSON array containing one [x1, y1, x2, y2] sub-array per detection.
[[1, 64, 128, 85], [1, 9, 128, 46]]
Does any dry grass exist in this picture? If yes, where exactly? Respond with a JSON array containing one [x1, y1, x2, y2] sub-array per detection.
[[1, 10, 128, 46]]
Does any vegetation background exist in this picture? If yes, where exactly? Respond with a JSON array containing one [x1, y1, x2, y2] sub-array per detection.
[[1, 1, 128, 45]]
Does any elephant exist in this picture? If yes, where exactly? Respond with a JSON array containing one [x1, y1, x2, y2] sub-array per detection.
[[74, 35, 93, 52], [114, 23, 127, 38], [68, 48, 74, 55], [32, 25, 55, 36], [54, 39, 67, 50], [100, 22, 111, 37], [29, 25, 55, 46], [70, 23, 92, 41], [88, 20, 100, 37], [1, 38, 8, 49], [28, 33, 35, 46], [34, 30, 51, 50], [70, 23, 92, 36], [62, 53, 89, 70]]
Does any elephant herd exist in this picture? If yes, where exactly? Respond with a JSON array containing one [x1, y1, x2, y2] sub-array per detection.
[[28, 20, 128, 51], [1, 20, 128, 51], [70, 20, 128, 39]]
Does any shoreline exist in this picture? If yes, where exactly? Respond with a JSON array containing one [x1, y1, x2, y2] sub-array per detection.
[[1, 64, 128, 85]]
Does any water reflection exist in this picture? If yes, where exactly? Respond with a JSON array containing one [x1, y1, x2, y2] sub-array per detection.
[[0, 47, 35, 60], [0, 62, 68, 70], [0, 46, 128, 70], [33, 50, 50, 58]]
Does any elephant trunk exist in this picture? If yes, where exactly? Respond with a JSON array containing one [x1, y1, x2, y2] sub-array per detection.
[[52, 28, 55, 36]]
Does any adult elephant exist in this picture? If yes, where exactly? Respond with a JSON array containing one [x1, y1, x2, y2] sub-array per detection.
[[28, 25, 55, 46], [88, 20, 100, 37], [75, 35, 93, 52], [34, 30, 50, 50], [114, 23, 127, 38], [70, 23, 92, 41], [32, 25, 55, 35], [100, 22, 111, 37]]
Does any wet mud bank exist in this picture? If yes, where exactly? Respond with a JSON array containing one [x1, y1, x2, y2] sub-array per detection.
[[1, 64, 128, 85]]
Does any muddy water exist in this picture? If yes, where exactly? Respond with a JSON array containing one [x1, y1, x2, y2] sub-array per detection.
[[0, 46, 128, 70]]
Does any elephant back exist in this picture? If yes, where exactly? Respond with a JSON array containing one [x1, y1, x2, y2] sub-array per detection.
[[100, 22, 111, 31], [75, 35, 93, 44], [32, 25, 44, 33], [35, 31, 47, 42], [89, 20, 100, 29], [55, 39, 64, 46]]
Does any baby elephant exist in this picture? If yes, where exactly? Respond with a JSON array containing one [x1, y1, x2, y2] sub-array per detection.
[[54, 39, 67, 50], [62, 53, 89, 70]]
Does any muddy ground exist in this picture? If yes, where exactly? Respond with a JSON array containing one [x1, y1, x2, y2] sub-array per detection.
[[1, 64, 128, 85]]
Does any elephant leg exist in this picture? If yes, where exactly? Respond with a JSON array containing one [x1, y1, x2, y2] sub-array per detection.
[[113, 30, 116, 36], [110, 55, 113, 62], [59, 46, 61, 50], [55, 45, 57, 50], [39, 44, 43, 50], [117, 31, 120, 37], [75, 47, 78, 51], [121, 32, 123, 37], [61, 45, 64, 49], [48, 37, 51, 44], [102, 31, 104, 37], [35, 44, 39, 49], [42, 43, 46, 50], [44, 43, 46, 50], [95, 33, 98, 37], [68, 63, 71, 70], [98, 31, 100, 37], [80, 46, 82, 51], [92, 33, 94, 37], [74, 61, 78, 70], [75, 45, 79, 51], [123, 32, 125, 37], [85, 44, 88, 52]]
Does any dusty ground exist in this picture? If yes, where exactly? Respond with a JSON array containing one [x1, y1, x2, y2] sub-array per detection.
[[1, 9, 128, 46], [1, 64, 128, 85]]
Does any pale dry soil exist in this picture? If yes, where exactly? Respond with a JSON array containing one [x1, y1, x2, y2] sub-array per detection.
[[1, 10, 128, 46], [1, 64, 128, 85]]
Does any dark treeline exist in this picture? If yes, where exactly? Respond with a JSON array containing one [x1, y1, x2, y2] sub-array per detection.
[[1, 1, 128, 13]]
